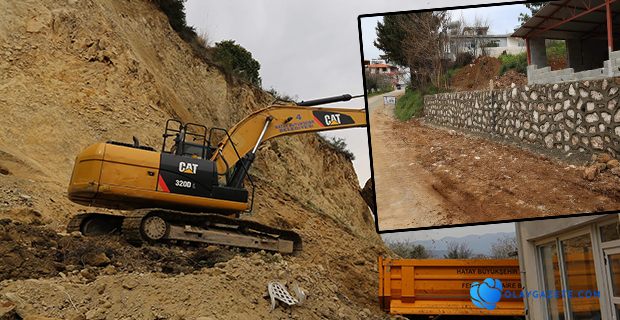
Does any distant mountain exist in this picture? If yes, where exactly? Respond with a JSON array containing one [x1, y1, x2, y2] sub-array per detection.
[[381, 232, 515, 257]]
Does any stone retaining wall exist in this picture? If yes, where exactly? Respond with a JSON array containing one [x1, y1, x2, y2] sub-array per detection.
[[424, 78, 620, 157]]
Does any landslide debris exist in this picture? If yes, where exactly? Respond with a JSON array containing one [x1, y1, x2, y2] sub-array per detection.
[[0, 219, 237, 281]]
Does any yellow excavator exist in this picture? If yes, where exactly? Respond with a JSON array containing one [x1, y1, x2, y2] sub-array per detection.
[[66, 94, 366, 254]]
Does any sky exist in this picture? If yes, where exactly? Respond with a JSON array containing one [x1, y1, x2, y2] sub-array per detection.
[[184, 0, 525, 187], [381, 222, 515, 242]]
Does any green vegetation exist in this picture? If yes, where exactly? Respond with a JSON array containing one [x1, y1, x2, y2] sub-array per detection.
[[386, 241, 430, 259], [395, 86, 443, 121], [152, 0, 196, 41], [497, 41, 565, 76], [547, 40, 567, 61], [518, 2, 548, 25], [212, 40, 261, 86], [395, 89, 423, 121], [498, 52, 527, 75]]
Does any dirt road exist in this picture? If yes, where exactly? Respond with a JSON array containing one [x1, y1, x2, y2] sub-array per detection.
[[370, 94, 620, 231]]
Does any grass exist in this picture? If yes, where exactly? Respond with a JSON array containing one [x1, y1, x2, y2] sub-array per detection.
[[445, 67, 461, 81], [498, 52, 527, 75], [394, 87, 441, 121]]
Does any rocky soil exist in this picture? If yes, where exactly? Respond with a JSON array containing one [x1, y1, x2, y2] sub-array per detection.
[[0, 0, 389, 319], [370, 104, 620, 231]]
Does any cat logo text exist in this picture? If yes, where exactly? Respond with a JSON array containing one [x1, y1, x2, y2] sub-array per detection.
[[324, 114, 342, 126], [178, 162, 198, 174]]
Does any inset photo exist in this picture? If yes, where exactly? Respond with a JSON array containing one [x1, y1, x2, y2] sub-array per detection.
[[379, 213, 620, 319], [361, 1, 620, 231]]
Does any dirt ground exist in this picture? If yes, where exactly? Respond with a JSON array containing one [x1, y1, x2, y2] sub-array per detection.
[[371, 96, 620, 231], [0, 1, 390, 319]]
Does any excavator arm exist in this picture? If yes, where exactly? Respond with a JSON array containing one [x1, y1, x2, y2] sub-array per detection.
[[210, 101, 366, 184]]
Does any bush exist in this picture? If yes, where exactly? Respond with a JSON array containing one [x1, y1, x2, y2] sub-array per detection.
[[318, 135, 355, 161], [386, 241, 430, 259], [498, 52, 527, 75], [212, 40, 262, 86]]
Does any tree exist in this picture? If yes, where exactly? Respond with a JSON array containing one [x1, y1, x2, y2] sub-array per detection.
[[387, 241, 430, 259], [490, 236, 518, 258], [518, 2, 548, 24], [375, 11, 451, 89], [212, 40, 262, 86], [364, 69, 393, 93], [400, 11, 451, 89], [471, 16, 491, 57], [444, 241, 473, 259], [374, 16, 409, 67]]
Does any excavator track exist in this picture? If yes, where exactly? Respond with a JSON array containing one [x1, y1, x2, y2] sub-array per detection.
[[67, 212, 124, 235], [67, 210, 302, 254]]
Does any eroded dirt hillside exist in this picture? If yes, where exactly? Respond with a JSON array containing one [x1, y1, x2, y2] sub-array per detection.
[[0, 1, 388, 319]]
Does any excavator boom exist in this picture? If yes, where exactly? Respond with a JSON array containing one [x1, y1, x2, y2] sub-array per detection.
[[211, 104, 366, 175]]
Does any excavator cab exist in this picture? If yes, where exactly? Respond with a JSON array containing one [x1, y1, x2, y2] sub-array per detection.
[[162, 119, 214, 160]]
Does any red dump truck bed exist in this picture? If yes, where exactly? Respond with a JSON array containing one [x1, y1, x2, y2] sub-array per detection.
[[378, 257, 525, 316]]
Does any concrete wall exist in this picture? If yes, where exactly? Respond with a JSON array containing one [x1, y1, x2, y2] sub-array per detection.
[[529, 48, 620, 84], [487, 46, 526, 58], [424, 78, 620, 157]]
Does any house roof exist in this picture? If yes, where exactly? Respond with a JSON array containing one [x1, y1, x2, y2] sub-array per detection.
[[367, 63, 396, 68], [512, 0, 620, 40]]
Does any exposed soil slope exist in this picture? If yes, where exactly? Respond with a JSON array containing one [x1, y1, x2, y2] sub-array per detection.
[[450, 56, 527, 91], [0, 1, 387, 319]]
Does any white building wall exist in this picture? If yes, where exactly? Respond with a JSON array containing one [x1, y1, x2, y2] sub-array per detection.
[[517, 214, 620, 320]]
